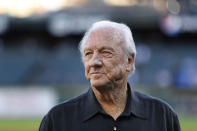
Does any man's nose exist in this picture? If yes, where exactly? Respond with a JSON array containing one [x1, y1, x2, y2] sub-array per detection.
[[89, 52, 102, 67]]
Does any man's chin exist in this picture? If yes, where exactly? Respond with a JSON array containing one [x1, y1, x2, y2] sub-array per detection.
[[90, 80, 104, 87], [90, 79, 110, 91]]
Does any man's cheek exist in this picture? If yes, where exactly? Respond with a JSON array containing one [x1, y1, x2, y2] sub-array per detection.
[[85, 67, 90, 80], [106, 66, 120, 80], [114, 65, 125, 78], [85, 73, 90, 80]]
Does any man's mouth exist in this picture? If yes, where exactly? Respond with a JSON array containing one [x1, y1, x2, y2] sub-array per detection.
[[90, 72, 105, 75]]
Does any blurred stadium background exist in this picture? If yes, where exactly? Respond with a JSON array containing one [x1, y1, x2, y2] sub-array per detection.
[[0, 0, 197, 131]]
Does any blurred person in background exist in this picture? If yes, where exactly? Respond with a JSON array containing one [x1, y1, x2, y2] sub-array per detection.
[[39, 21, 181, 131]]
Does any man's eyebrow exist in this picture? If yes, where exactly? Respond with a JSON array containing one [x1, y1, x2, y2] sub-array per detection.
[[100, 46, 115, 51], [84, 48, 92, 52], [84, 46, 115, 51]]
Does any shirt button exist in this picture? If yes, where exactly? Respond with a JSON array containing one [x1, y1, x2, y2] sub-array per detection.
[[113, 126, 117, 131]]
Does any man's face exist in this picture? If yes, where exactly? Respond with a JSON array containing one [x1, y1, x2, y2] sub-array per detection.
[[83, 28, 132, 89]]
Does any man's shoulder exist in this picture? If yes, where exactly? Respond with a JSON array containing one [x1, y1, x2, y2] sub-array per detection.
[[134, 90, 176, 114], [47, 91, 88, 115]]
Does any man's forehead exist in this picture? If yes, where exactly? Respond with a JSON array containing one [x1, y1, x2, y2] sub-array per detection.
[[85, 27, 124, 47]]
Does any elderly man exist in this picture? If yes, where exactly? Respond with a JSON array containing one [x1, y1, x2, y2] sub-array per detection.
[[39, 21, 181, 131]]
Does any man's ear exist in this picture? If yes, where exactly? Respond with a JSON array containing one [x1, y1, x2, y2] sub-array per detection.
[[126, 54, 135, 72]]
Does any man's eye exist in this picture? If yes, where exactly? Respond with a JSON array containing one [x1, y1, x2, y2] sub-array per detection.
[[102, 51, 112, 57], [85, 52, 92, 56], [103, 50, 111, 54]]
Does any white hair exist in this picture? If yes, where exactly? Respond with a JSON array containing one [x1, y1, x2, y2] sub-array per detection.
[[79, 20, 136, 75]]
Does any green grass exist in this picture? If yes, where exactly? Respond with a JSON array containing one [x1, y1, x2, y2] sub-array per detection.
[[0, 117, 197, 131], [180, 117, 197, 131], [0, 119, 41, 131]]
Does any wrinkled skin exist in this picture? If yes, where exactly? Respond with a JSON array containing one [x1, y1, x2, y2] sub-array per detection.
[[83, 27, 134, 92]]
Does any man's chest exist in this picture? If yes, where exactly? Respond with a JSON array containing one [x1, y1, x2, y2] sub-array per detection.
[[53, 116, 166, 131]]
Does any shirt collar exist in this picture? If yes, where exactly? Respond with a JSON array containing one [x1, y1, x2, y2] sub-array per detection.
[[82, 83, 148, 122], [82, 88, 102, 122], [126, 83, 148, 119]]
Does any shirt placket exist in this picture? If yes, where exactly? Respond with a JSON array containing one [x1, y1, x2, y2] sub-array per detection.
[[112, 119, 119, 131]]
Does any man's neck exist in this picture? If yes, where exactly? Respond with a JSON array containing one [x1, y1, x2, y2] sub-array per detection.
[[92, 82, 128, 120]]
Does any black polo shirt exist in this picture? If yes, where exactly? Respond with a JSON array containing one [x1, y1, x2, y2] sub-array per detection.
[[39, 84, 181, 131]]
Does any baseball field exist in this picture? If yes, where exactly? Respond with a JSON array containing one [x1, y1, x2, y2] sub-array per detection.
[[0, 117, 196, 131]]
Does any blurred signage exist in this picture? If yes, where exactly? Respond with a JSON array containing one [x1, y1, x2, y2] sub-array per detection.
[[0, 86, 57, 118], [47, 13, 109, 37], [161, 14, 197, 36]]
